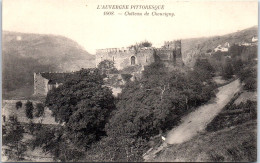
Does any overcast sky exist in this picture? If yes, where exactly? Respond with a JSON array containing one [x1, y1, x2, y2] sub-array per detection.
[[3, 0, 258, 54]]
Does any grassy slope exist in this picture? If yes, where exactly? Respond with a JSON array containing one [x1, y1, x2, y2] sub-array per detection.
[[2, 31, 95, 99], [165, 79, 241, 144], [151, 120, 256, 162], [2, 100, 57, 125], [182, 26, 257, 66], [150, 88, 257, 162]]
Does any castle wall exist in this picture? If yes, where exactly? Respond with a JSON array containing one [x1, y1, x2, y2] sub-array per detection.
[[155, 49, 174, 60], [96, 48, 155, 70], [155, 48, 183, 67], [34, 73, 66, 96], [96, 40, 183, 70], [34, 73, 49, 96]]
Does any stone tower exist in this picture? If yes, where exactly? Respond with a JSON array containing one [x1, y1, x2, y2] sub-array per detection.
[[175, 40, 182, 58], [164, 40, 183, 67]]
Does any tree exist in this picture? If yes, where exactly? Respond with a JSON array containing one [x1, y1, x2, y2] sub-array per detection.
[[209, 51, 226, 73], [102, 63, 175, 160], [45, 68, 116, 148], [98, 60, 118, 74], [15, 101, 22, 110], [2, 115, 26, 161], [229, 44, 244, 58], [237, 65, 257, 91], [140, 41, 152, 48], [30, 124, 86, 162], [193, 57, 215, 82], [25, 100, 34, 119], [185, 69, 216, 107], [129, 41, 153, 54], [111, 58, 216, 128], [35, 103, 44, 117], [232, 58, 244, 74], [106, 60, 216, 142], [28, 120, 36, 134], [142, 61, 168, 90], [222, 58, 234, 79], [86, 59, 217, 161]]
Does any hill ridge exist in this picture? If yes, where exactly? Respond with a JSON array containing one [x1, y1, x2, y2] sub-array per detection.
[[2, 31, 95, 99], [181, 25, 258, 66]]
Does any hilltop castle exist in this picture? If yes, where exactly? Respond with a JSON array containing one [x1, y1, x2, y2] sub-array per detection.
[[34, 40, 184, 96], [95, 40, 184, 70]]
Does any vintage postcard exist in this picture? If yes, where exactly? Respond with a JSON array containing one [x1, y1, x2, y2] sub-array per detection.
[[2, 0, 258, 162]]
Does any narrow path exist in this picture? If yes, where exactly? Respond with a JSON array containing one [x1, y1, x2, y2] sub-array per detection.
[[166, 79, 241, 144], [144, 79, 241, 161]]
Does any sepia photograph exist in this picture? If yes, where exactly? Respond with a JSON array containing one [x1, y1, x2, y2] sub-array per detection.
[[1, 0, 258, 162]]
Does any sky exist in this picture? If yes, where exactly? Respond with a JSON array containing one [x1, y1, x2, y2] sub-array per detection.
[[3, 0, 258, 54]]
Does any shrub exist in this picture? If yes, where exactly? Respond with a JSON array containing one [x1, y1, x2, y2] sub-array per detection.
[[28, 120, 36, 134], [119, 64, 142, 74], [237, 66, 257, 91], [30, 125, 85, 162], [35, 103, 44, 117], [243, 77, 257, 91], [25, 100, 34, 119], [121, 74, 132, 82], [206, 100, 257, 132], [2, 115, 26, 161], [206, 49, 212, 53], [105, 74, 123, 87], [85, 136, 147, 162], [15, 101, 22, 110]]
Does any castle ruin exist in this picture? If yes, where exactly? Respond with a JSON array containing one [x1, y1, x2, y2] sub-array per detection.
[[34, 40, 184, 96], [95, 40, 184, 70], [34, 72, 71, 96]]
